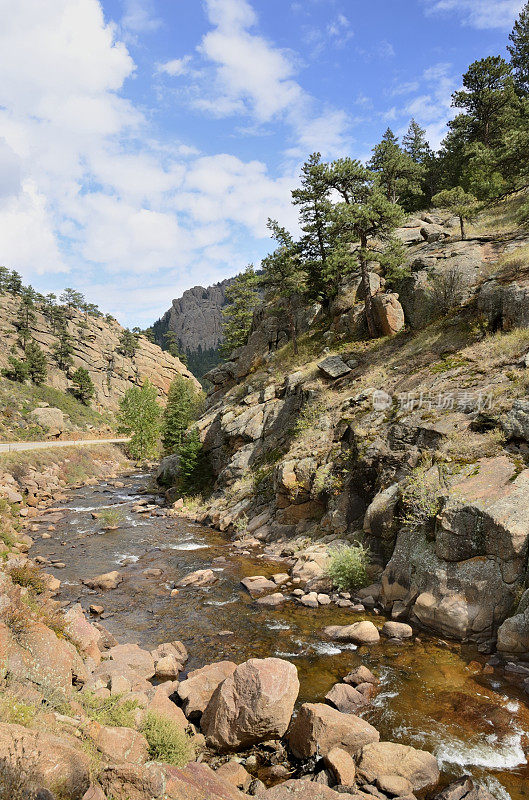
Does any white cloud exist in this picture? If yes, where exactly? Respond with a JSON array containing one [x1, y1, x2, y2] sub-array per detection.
[[194, 0, 351, 157], [422, 0, 524, 29], [0, 0, 302, 327], [403, 62, 458, 149], [121, 0, 161, 34], [327, 14, 354, 46], [156, 56, 192, 77]]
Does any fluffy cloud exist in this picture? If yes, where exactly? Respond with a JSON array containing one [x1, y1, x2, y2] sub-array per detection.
[[422, 0, 524, 29], [193, 0, 351, 157], [0, 0, 303, 326], [156, 56, 192, 77]]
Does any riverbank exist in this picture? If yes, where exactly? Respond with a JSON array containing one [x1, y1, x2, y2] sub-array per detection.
[[0, 468, 525, 800]]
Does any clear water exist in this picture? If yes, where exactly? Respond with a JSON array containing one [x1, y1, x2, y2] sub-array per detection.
[[31, 475, 529, 799]]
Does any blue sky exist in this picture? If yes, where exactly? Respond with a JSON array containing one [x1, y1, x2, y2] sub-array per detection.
[[0, 0, 523, 327]]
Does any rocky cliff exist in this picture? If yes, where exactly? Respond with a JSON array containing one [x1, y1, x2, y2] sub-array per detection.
[[176, 200, 529, 659], [153, 280, 234, 378], [0, 295, 200, 414]]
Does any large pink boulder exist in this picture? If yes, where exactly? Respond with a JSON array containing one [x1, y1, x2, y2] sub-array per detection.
[[357, 741, 440, 792], [288, 703, 379, 759], [178, 661, 237, 719], [201, 658, 299, 752]]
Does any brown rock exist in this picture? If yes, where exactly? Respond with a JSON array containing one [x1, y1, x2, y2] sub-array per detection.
[[177, 569, 218, 588], [323, 621, 380, 644], [381, 621, 413, 639], [163, 761, 248, 800], [215, 761, 252, 791], [288, 703, 379, 760], [240, 575, 277, 597], [201, 658, 299, 752], [145, 685, 188, 730], [377, 775, 414, 796], [343, 666, 378, 687], [88, 721, 148, 764], [357, 742, 440, 792], [82, 571, 123, 591], [323, 746, 357, 785], [0, 722, 90, 799], [256, 593, 287, 607], [178, 661, 237, 719], [372, 293, 405, 336], [325, 683, 368, 713], [63, 603, 102, 662], [82, 787, 107, 800], [263, 779, 357, 799]]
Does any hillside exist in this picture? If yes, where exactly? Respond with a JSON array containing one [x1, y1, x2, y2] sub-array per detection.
[[175, 196, 529, 658], [0, 291, 200, 439]]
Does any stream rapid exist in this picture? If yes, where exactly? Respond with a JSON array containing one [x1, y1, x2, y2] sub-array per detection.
[[31, 473, 529, 800]]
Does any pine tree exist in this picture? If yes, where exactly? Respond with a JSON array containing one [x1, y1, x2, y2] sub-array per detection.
[[2, 355, 29, 383], [117, 380, 162, 460], [508, 2, 529, 94], [327, 163, 404, 337], [177, 428, 205, 492], [25, 340, 47, 385], [292, 153, 335, 303], [432, 187, 479, 240], [0, 267, 10, 293], [161, 375, 201, 454], [260, 220, 308, 355], [53, 322, 74, 373], [118, 329, 139, 358], [60, 288, 85, 317], [16, 291, 37, 351], [70, 367, 95, 405], [452, 56, 517, 147], [403, 119, 432, 163], [221, 266, 261, 355], [7, 271, 23, 295], [368, 128, 422, 206]]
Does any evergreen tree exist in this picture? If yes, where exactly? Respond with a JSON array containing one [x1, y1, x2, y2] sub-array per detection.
[[117, 380, 162, 460], [452, 56, 517, 148], [162, 375, 201, 454], [327, 163, 404, 337], [53, 322, 74, 373], [0, 266, 10, 293], [60, 287, 85, 316], [16, 290, 37, 350], [2, 355, 29, 383], [118, 328, 139, 358], [368, 128, 422, 206], [221, 266, 261, 355], [177, 428, 207, 492], [7, 271, 23, 295], [508, 2, 529, 94], [432, 187, 479, 240], [260, 220, 308, 354], [403, 119, 432, 163], [25, 340, 47, 385], [163, 331, 188, 364], [70, 367, 95, 405], [292, 153, 335, 302]]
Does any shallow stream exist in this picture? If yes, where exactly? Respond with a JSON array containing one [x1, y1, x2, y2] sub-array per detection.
[[31, 473, 529, 800]]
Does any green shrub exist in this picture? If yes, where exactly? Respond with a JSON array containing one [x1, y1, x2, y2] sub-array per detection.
[[96, 507, 125, 529], [326, 544, 369, 592], [8, 563, 45, 594], [79, 692, 139, 728], [141, 711, 195, 767], [400, 467, 443, 529]]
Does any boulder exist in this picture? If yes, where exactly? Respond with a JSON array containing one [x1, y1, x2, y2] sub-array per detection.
[[178, 661, 237, 719], [155, 453, 181, 487], [163, 761, 251, 800], [343, 666, 378, 687], [372, 294, 405, 336], [177, 569, 217, 588], [432, 777, 497, 800], [323, 621, 380, 644], [377, 775, 414, 796], [0, 722, 90, 799], [88, 721, 148, 764], [356, 742, 440, 792], [363, 483, 400, 556], [501, 399, 529, 442], [63, 603, 103, 662], [215, 761, 252, 791], [263, 780, 357, 799], [381, 621, 413, 639], [82, 571, 123, 591], [240, 576, 276, 597], [288, 703, 379, 759], [256, 593, 287, 607], [201, 658, 299, 752], [29, 406, 66, 437], [325, 682, 368, 713], [318, 356, 351, 379], [323, 746, 357, 786], [145, 684, 188, 730]]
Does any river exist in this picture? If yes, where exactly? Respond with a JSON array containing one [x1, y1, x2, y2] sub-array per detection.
[[31, 472, 529, 800]]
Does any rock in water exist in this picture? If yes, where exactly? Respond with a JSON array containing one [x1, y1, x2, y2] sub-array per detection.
[[201, 657, 299, 751], [356, 741, 440, 792], [288, 703, 379, 759]]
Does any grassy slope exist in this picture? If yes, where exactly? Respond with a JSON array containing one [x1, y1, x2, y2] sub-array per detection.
[[0, 378, 114, 442]]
